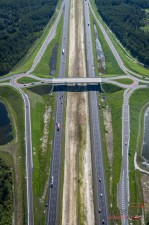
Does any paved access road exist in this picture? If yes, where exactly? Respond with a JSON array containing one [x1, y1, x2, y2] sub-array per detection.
[[84, 1, 109, 224], [46, 0, 69, 224]]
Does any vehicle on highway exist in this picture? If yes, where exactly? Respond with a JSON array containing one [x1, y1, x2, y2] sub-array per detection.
[[62, 49, 65, 55], [50, 176, 54, 188], [56, 122, 60, 131], [102, 219, 105, 224], [99, 178, 101, 182], [88, 22, 90, 26], [98, 208, 101, 213], [125, 141, 127, 145], [100, 193, 103, 197]]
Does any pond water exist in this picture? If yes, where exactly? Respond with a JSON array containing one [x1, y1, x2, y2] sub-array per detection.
[[142, 107, 149, 164], [0, 102, 13, 145]]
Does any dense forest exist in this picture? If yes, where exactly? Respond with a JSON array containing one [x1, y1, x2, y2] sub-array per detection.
[[0, 158, 13, 225], [0, 0, 58, 76], [95, 0, 149, 67]]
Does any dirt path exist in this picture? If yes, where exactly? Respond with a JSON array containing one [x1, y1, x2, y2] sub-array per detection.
[[62, 0, 95, 224]]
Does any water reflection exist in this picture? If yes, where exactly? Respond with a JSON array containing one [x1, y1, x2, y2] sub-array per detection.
[[0, 102, 13, 145]]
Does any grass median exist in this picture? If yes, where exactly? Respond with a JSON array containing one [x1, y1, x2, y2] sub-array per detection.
[[17, 76, 39, 84], [129, 88, 149, 207], [25, 85, 56, 225], [101, 84, 124, 224]]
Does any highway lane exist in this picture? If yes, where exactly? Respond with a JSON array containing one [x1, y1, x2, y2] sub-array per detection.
[[46, 0, 69, 224], [84, 0, 109, 224]]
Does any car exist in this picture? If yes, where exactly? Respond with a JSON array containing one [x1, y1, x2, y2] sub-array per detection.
[[102, 219, 105, 224], [50, 176, 54, 188], [46, 203, 48, 207], [100, 193, 103, 197], [41, 81, 44, 83], [31, 83, 34, 85], [56, 122, 60, 131], [125, 141, 127, 145], [98, 208, 101, 213], [99, 178, 101, 182]]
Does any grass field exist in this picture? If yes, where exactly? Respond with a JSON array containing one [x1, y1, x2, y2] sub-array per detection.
[[25, 86, 56, 225], [90, 0, 149, 77], [17, 76, 39, 84], [90, 13, 123, 76], [32, 14, 64, 78], [101, 84, 124, 224], [0, 86, 26, 225], [115, 78, 134, 85]]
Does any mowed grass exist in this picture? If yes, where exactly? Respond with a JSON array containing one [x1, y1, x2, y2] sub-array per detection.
[[90, 0, 149, 77], [25, 87, 56, 225], [129, 88, 149, 206], [7, 0, 62, 76], [101, 84, 124, 222], [33, 14, 64, 78], [115, 78, 134, 85], [17, 76, 38, 84], [90, 13, 123, 76], [0, 86, 27, 224]]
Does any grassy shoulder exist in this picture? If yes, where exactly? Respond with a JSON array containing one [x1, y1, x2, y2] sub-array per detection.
[[25, 85, 56, 225], [129, 88, 149, 206], [0, 86, 26, 225], [7, 0, 62, 77], [90, 0, 149, 77], [101, 84, 124, 223], [32, 14, 64, 78], [17, 76, 39, 84], [90, 12, 124, 75]]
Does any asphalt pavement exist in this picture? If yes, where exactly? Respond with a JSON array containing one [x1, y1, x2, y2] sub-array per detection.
[[84, 1, 109, 224], [46, 0, 69, 224]]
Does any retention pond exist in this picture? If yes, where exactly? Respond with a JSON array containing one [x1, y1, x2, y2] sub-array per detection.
[[0, 102, 13, 145]]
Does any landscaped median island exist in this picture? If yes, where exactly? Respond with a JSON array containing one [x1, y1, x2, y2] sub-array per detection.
[[25, 85, 56, 225], [0, 86, 27, 225], [32, 14, 64, 78], [17, 76, 39, 84], [100, 84, 124, 224], [114, 78, 134, 85]]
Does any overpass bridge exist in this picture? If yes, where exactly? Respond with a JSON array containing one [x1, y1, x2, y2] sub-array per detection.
[[47, 77, 102, 84]]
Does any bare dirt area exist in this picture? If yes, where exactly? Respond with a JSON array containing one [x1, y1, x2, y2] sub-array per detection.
[[61, 0, 95, 224]]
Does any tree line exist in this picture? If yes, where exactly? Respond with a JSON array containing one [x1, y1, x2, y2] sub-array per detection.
[[0, 0, 58, 76], [95, 0, 149, 67], [0, 158, 13, 225]]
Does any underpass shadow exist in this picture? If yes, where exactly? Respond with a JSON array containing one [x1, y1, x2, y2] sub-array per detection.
[[53, 84, 101, 92]]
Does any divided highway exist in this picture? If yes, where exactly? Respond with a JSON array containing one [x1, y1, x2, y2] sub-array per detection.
[[46, 0, 69, 224], [84, 1, 109, 224]]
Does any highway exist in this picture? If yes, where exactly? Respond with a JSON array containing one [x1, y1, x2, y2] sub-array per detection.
[[0, 0, 149, 224], [46, 0, 69, 224], [84, 0, 109, 224]]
